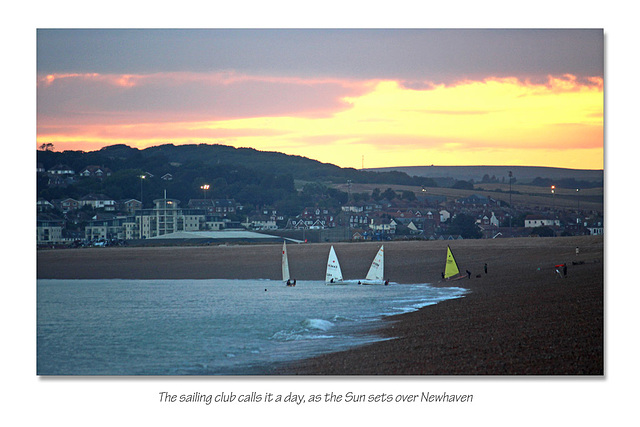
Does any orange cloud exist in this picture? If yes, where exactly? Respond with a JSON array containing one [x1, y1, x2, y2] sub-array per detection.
[[37, 71, 373, 126], [37, 73, 603, 170]]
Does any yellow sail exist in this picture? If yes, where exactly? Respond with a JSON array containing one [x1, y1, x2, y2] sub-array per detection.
[[444, 246, 460, 279]]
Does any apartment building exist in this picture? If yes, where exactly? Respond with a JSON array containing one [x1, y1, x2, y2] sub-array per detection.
[[85, 195, 208, 240], [37, 217, 64, 245]]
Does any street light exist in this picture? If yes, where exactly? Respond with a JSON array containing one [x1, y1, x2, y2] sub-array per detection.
[[200, 184, 210, 199], [576, 188, 580, 211], [551, 185, 555, 212], [140, 174, 146, 207]]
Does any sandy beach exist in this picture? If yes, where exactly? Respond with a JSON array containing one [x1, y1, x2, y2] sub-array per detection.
[[37, 235, 603, 375]]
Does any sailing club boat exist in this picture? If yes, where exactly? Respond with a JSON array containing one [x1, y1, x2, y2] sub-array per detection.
[[443, 245, 465, 281], [282, 241, 295, 286], [325, 245, 347, 285], [360, 245, 388, 285]]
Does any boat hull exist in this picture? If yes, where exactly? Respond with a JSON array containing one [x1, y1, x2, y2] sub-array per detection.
[[442, 274, 466, 282], [359, 280, 385, 285]]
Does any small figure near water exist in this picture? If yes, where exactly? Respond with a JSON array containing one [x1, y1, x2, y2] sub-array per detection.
[[466, 270, 471, 279], [384, 280, 389, 286], [484, 263, 488, 274]]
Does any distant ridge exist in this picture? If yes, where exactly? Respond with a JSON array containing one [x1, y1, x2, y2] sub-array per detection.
[[366, 165, 603, 184], [38, 143, 437, 187], [40, 143, 602, 186]]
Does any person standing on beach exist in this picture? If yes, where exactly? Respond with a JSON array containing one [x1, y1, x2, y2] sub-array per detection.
[[466, 270, 471, 279], [563, 264, 567, 277], [484, 263, 488, 274]]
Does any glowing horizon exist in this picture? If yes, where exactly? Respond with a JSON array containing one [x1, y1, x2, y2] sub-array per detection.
[[37, 73, 603, 170]]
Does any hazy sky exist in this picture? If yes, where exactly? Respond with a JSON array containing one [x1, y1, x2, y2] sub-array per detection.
[[37, 29, 604, 169]]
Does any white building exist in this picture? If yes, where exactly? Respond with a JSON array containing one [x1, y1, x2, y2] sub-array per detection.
[[37, 218, 64, 245], [85, 194, 208, 240], [80, 194, 116, 211], [524, 215, 560, 228]]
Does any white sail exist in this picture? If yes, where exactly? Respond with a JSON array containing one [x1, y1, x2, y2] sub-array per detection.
[[325, 246, 344, 284], [282, 241, 290, 282], [365, 245, 384, 282]]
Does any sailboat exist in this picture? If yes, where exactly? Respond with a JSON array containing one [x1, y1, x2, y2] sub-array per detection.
[[360, 245, 388, 285], [325, 245, 347, 285], [282, 241, 295, 286], [443, 245, 465, 280]]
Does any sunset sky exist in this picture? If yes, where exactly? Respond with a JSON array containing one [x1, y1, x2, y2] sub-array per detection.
[[36, 29, 604, 170]]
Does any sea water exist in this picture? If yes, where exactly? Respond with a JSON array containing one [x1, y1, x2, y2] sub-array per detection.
[[37, 279, 467, 375]]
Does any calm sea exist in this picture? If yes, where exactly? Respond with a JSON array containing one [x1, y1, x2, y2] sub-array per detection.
[[37, 279, 467, 375]]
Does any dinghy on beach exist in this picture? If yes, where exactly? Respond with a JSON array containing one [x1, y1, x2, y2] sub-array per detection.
[[443, 245, 466, 281], [282, 241, 296, 286], [359, 245, 388, 285], [325, 246, 347, 285]]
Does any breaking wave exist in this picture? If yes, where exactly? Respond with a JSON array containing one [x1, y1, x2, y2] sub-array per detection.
[[301, 318, 334, 331]]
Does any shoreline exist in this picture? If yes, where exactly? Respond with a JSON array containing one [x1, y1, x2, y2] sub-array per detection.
[[37, 235, 604, 375]]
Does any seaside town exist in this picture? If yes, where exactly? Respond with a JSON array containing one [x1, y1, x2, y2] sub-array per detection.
[[36, 160, 604, 248]]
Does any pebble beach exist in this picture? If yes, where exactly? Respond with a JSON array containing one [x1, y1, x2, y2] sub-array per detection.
[[37, 235, 604, 375]]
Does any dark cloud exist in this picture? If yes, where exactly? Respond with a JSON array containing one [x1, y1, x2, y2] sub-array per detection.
[[37, 29, 603, 83]]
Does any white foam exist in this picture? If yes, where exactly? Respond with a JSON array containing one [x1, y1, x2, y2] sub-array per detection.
[[301, 318, 335, 331]]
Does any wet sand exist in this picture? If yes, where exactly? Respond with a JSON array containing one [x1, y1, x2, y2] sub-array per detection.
[[37, 235, 604, 375]]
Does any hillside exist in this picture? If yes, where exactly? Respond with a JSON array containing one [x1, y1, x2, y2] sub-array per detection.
[[367, 165, 603, 185], [39, 144, 603, 187], [332, 181, 603, 213], [36, 144, 434, 213], [38, 143, 435, 187], [37, 143, 603, 214], [100, 143, 441, 186]]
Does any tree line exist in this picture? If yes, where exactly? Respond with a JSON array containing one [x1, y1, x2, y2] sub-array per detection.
[[37, 143, 439, 216]]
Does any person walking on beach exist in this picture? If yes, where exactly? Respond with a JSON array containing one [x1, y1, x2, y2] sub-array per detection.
[[563, 264, 567, 278], [484, 263, 488, 274], [466, 270, 471, 279]]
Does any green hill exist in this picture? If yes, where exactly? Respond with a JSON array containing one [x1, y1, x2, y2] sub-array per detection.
[[37, 143, 602, 214], [38, 143, 437, 186], [36, 144, 434, 213]]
